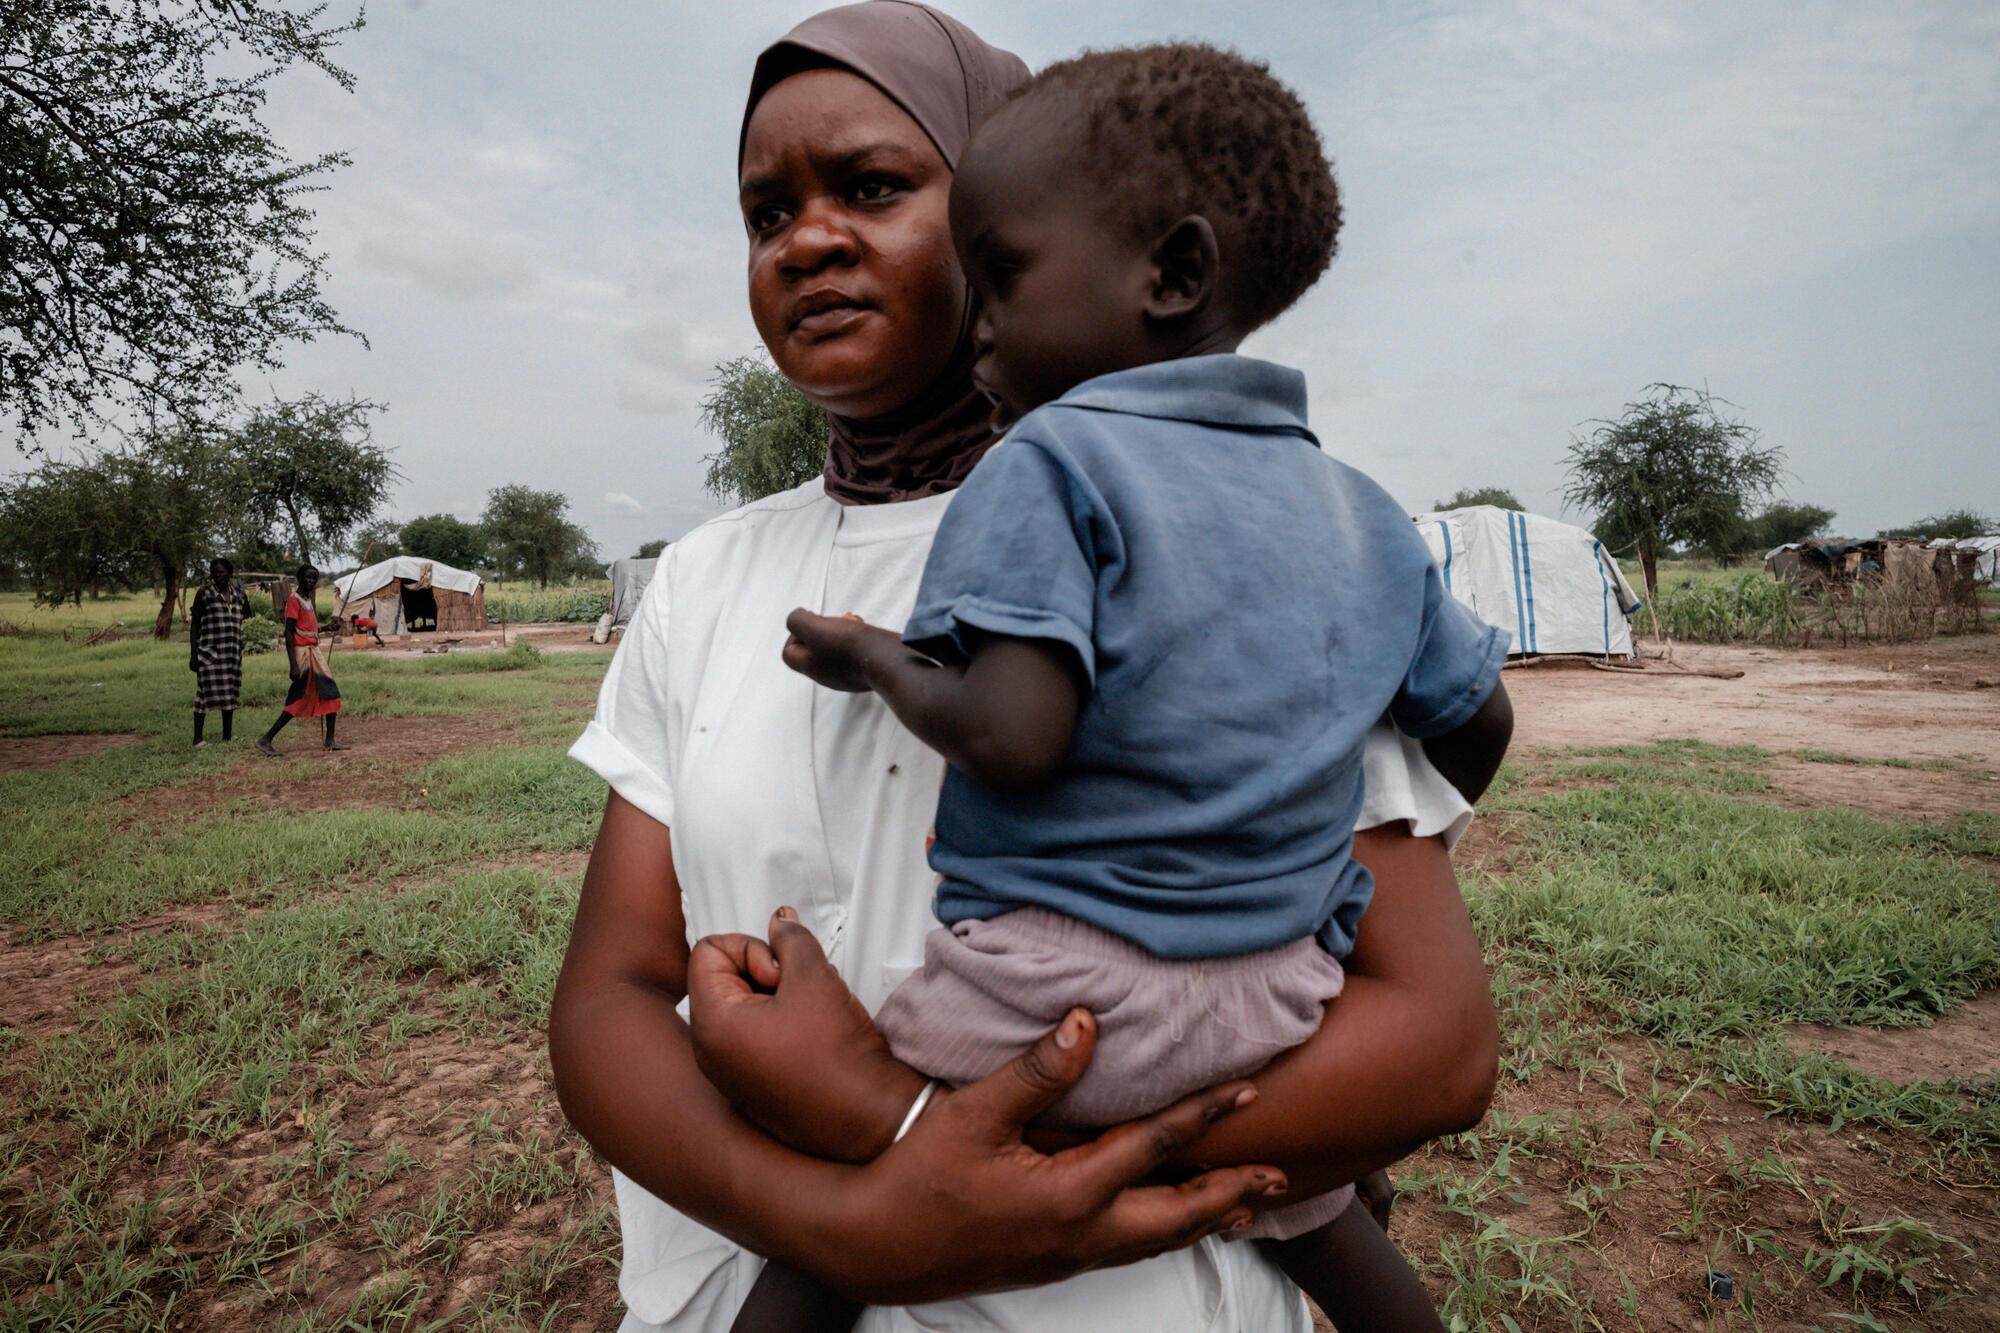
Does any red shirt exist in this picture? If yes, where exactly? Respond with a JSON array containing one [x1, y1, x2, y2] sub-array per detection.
[[284, 592, 320, 645]]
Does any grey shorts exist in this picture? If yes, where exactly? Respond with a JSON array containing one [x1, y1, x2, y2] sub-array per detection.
[[874, 907, 1354, 1241]]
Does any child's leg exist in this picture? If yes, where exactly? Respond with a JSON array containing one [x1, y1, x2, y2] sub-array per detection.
[[1258, 1193, 1443, 1332], [730, 1259, 863, 1333]]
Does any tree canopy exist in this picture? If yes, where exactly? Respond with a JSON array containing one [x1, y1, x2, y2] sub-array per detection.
[[1878, 509, 1994, 542], [699, 353, 827, 506], [1, 427, 244, 635], [1, 1, 364, 443], [1743, 501, 1837, 553], [1562, 384, 1783, 599], [397, 513, 489, 571], [236, 394, 394, 566], [1434, 486, 1524, 512], [480, 486, 597, 589], [636, 538, 669, 559]]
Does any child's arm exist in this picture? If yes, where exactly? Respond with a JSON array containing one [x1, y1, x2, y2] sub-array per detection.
[[1418, 679, 1513, 804], [784, 609, 1082, 792]]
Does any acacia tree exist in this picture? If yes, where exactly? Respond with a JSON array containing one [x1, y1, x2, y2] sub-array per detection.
[[481, 485, 596, 589], [699, 353, 827, 506], [108, 429, 249, 637], [0, 1, 365, 444], [235, 394, 394, 565], [1434, 486, 1523, 512], [1562, 385, 1783, 600], [0, 461, 142, 604]]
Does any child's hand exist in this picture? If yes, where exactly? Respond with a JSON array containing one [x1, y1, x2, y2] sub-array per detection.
[[782, 608, 904, 693], [688, 908, 920, 1163]]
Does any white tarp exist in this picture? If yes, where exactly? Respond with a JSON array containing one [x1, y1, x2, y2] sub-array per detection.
[[1930, 535, 2000, 583], [1413, 505, 1643, 657], [334, 555, 482, 603], [608, 556, 658, 629]]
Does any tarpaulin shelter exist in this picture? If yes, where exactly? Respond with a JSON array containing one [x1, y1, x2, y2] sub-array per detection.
[[608, 557, 657, 628], [333, 556, 487, 634], [1414, 505, 1642, 658], [593, 556, 659, 643]]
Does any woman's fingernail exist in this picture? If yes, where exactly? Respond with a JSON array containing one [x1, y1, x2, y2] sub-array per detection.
[[1233, 1087, 1257, 1109], [775, 906, 797, 922], [1230, 1215, 1252, 1232], [1055, 1012, 1083, 1049], [1265, 1180, 1288, 1196]]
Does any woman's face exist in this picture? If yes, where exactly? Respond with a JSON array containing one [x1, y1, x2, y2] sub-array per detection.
[[740, 69, 965, 420]]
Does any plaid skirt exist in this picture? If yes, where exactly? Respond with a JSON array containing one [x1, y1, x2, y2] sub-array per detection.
[[282, 646, 342, 718]]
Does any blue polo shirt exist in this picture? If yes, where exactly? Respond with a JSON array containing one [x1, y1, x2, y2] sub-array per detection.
[[903, 354, 1506, 959]]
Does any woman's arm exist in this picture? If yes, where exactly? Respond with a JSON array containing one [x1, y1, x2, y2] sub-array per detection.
[[548, 793, 1282, 1303], [1162, 823, 1498, 1197]]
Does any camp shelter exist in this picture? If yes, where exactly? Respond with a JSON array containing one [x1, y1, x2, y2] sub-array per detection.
[[1932, 535, 2000, 584], [1413, 505, 1642, 658], [333, 556, 487, 634], [608, 557, 657, 629], [592, 556, 658, 643]]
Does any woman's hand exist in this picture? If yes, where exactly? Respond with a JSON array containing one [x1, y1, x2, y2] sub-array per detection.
[[689, 909, 924, 1163], [824, 1012, 1285, 1305]]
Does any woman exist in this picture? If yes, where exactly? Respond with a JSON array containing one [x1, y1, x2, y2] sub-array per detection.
[[550, 6, 1497, 1330], [189, 556, 250, 746], [256, 565, 348, 755]]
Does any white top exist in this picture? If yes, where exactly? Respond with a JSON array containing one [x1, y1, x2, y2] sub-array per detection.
[[570, 478, 1472, 1332]]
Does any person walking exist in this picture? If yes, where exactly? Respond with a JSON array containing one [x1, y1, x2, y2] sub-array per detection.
[[189, 557, 251, 747], [257, 565, 348, 755]]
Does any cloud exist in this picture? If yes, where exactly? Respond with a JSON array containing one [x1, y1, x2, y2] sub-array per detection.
[[239, 1, 1997, 551], [603, 491, 646, 514]]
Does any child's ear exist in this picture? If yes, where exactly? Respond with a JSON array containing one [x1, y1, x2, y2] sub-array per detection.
[[1142, 215, 1220, 324]]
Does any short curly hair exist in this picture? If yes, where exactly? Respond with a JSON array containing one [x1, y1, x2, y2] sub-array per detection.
[[1011, 42, 1341, 330]]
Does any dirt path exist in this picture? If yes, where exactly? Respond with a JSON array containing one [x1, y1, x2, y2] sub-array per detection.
[[1505, 634, 2000, 815], [0, 732, 143, 775]]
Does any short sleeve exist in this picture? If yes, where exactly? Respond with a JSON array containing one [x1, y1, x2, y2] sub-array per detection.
[[1356, 719, 1472, 849], [1388, 561, 1508, 739], [902, 438, 1101, 686], [283, 593, 302, 624], [568, 550, 678, 828]]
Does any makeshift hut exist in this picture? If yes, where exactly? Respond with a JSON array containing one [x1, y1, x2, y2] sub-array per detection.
[[1414, 505, 1642, 658], [1931, 536, 2000, 585], [592, 556, 658, 643], [333, 556, 487, 634]]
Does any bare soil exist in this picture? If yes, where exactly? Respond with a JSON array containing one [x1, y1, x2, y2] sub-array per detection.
[[1506, 633, 2000, 815], [350, 622, 613, 660], [1789, 990, 2000, 1084], [0, 731, 142, 775]]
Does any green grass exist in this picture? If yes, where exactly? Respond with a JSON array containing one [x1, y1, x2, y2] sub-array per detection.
[[1473, 739, 2000, 1157], [27, 866, 578, 1147], [6, 620, 1998, 1327]]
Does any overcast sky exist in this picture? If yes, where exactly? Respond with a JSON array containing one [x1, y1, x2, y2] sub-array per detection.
[[92, 2, 2000, 557]]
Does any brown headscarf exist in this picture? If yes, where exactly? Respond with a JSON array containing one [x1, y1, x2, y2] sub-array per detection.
[[741, 2, 1030, 505]]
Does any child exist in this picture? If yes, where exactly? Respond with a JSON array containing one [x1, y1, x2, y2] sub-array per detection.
[[709, 42, 1510, 1331]]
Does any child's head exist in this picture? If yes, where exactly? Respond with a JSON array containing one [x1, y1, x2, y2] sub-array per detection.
[[950, 42, 1340, 427]]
